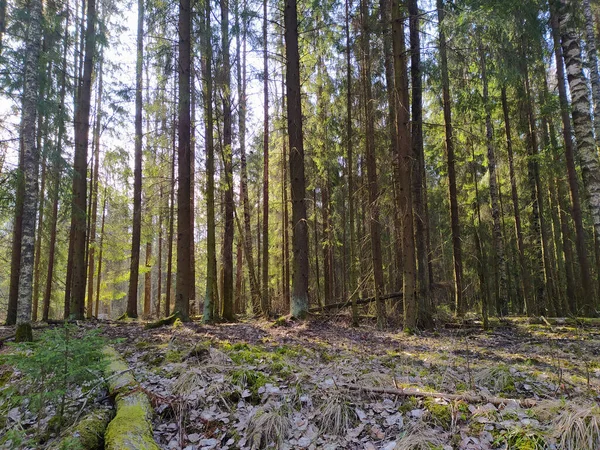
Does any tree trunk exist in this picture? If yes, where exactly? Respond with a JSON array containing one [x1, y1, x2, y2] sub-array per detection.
[[127, 0, 144, 318], [175, 0, 191, 321], [556, 0, 600, 314], [15, 0, 43, 339], [165, 83, 176, 318], [480, 46, 508, 316], [345, 0, 357, 325], [31, 140, 46, 322], [392, 0, 417, 331], [360, 0, 385, 329], [43, 3, 69, 321], [95, 188, 107, 318], [409, 0, 432, 327], [144, 241, 152, 317], [202, 0, 217, 322], [261, 0, 270, 316], [7, 137, 24, 325], [437, 0, 464, 317], [219, 0, 234, 321], [86, 57, 103, 319], [69, 0, 96, 319], [285, 0, 309, 318]]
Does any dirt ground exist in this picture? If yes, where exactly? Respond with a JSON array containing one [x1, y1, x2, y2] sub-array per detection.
[[2, 316, 600, 449]]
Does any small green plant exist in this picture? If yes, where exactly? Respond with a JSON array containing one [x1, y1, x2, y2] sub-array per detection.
[[0, 325, 107, 438], [493, 427, 547, 450]]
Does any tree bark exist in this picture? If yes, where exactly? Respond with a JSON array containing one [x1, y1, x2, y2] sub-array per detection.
[[220, 0, 234, 321], [285, 0, 309, 318], [360, 0, 385, 329], [95, 188, 107, 317], [69, 0, 96, 319], [87, 57, 103, 319], [202, 0, 217, 322], [480, 45, 508, 316], [127, 0, 144, 319], [392, 0, 417, 331], [16, 0, 43, 334], [261, 0, 270, 316], [437, 0, 464, 317], [175, 0, 191, 321], [556, 0, 600, 313]]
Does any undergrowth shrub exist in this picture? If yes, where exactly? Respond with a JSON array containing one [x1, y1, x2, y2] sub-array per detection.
[[0, 325, 107, 444]]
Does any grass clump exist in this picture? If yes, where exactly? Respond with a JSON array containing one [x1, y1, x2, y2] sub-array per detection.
[[493, 427, 547, 450], [318, 390, 356, 435], [474, 364, 514, 393], [395, 421, 445, 450], [552, 403, 600, 449], [247, 403, 292, 449]]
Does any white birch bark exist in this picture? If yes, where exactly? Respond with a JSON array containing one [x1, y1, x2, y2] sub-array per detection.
[[17, 0, 43, 325], [559, 0, 600, 247]]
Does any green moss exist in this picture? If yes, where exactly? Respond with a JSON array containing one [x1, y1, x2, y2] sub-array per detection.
[[424, 399, 452, 429], [50, 409, 113, 450], [230, 369, 273, 403], [398, 397, 419, 414], [15, 323, 33, 343], [105, 394, 159, 450], [172, 318, 183, 329], [165, 350, 183, 363], [135, 341, 151, 349]]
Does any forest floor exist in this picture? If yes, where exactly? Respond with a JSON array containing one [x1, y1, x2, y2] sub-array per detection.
[[2, 315, 600, 449]]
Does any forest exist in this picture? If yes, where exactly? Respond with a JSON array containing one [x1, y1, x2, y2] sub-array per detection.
[[1, 0, 600, 447]]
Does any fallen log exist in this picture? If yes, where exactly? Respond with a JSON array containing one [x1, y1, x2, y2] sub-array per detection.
[[341, 383, 536, 408], [48, 408, 113, 450], [309, 292, 403, 313], [103, 346, 160, 450]]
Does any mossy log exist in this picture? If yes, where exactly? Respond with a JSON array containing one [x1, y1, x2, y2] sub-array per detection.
[[144, 311, 181, 329], [48, 408, 113, 450], [103, 347, 160, 450]]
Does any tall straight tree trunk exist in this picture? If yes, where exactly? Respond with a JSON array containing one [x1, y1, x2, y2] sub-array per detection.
[[392, 0, 417, 331], [285, 0, 309, 318], [480, 46, 508, 316], [175, 0, 191, 321], [95, 187, 106, 317], [345, 0, 357, 325], [437, 0, 464, 317], [557, 0, 600, 313], [261, 0, 270, 316], [7, 135, 24, 323], [220, 0, 234, 321], [500, 86, 529, 313], [127, 0, 144, 319], [15, 0, 43, 339], [156, 185, 163, 317], [31, 139, 46, 322], [69, 0, 96, 319], [236, 4, 260, 313], [144, 241, 152, 317], [409, 0, 432, 326], [550, 9, 591, 313], [190, 65, 196, 315], [87, 58, 103, 319], [202, 0, 217, 322], [166, 103, 176, 317], [360, 0, 385, 328], [43, 2, 69, 321]]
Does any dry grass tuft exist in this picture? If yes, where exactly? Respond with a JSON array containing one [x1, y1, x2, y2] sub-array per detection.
[[395, 420, 445, 450], [474, 364, 512, 393], [553, 403, 600, 450], [358, 371, 394, 388], [318, 390, 356, 435], [247, 403, 292, 449]]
